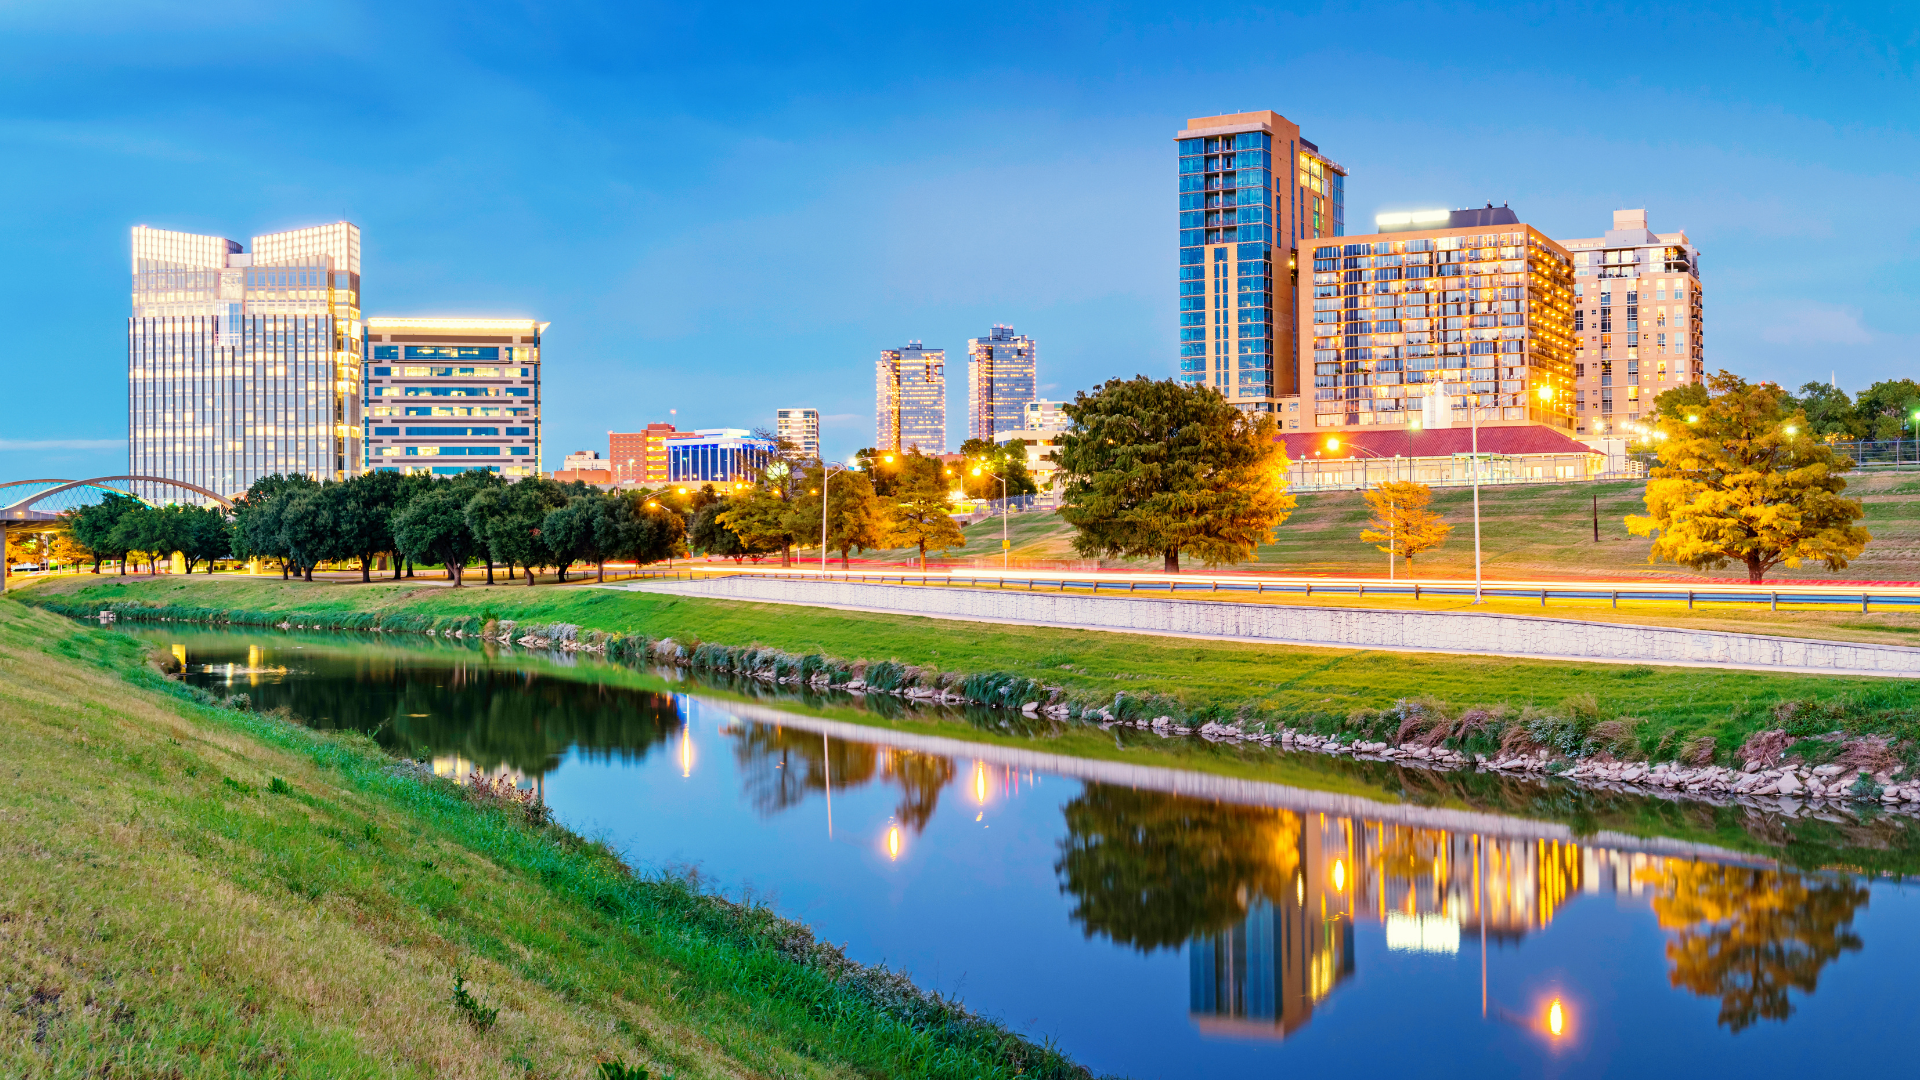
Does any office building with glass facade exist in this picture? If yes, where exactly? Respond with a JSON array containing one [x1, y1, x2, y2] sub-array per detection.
[[776, 408, 820, 459], [1558, 210, 1703, 434], [1178, 111, 1345, 412], [1296, 206, 1576, 432], [128, 222, 363, 500], [665, 429, 773, 490], [875, 341, 947, 453], [966, 325, 1036, 442], [362, 318, 545, 477]]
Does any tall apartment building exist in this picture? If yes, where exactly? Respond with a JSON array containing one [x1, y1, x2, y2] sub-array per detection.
[[1024, 399, 1069, 434], [1559, 210, 1703, 434], [1296, 206, 1576, 432], [363, 317, 545, 477], [129, 222, 363, 500], [776, 408, 821, 459], [966, 325, 1036, 442], [875, 341, 946, 453], [1177, 111, 1346, 411], [610, 423, 676, 485]]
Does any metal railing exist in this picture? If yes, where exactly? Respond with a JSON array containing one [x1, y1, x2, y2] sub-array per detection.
[[695, 566, 1920, 612]]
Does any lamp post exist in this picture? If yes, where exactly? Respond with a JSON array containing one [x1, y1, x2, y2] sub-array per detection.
[[972, 464, 1009, 568], [1467, 387, 1484, 603], [819, 461, 847, 572]]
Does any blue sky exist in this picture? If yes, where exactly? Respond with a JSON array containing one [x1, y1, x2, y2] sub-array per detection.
[[2, 1, 1915, 476]]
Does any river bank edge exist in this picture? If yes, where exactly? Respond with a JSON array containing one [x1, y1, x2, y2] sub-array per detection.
[[26, 582, 1920, 828], [0, 598, 1102, 1080]]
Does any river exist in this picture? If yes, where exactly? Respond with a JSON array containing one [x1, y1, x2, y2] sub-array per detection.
[[136, 624, 1920, 1079]]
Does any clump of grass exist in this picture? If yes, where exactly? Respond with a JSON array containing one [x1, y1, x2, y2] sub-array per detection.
[[267, 776, 292, 795], [451, 971, 499, 1031], [597, 1064, 651, 1080]]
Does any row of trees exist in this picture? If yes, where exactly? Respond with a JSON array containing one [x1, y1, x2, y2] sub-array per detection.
[[1783, 379, 1920, 442], [687, 454, 971, 570], [67, 494, 233, 574]]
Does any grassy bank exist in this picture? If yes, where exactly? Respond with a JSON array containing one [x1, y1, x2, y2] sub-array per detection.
[[0, 597, 1093, 1078], [21, 575, 1919, 766], [921, 473, 1920, 582]]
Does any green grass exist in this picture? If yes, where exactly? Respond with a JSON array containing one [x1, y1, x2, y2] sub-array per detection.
[[0, 596, 1094, 1079], [907, 472, 1920, 583], [22, 574, 1919, 766]]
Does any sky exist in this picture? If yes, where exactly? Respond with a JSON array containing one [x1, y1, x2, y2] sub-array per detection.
[[1, 0, 1915, 478]]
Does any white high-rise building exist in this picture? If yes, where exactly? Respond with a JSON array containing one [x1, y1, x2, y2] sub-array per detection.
[[776, 407, 820, 459]]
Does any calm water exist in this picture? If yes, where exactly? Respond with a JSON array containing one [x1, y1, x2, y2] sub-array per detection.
[[139, 625, 1920, 1079]]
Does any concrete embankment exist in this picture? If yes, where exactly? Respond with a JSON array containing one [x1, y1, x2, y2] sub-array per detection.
[[606, 575, 1920, 678]]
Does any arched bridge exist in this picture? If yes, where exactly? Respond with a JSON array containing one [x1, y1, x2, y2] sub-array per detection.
[[2, 476, 235, 525]]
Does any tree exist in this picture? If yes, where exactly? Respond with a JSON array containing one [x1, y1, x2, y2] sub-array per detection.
[[957, 439, 1038, 502], [543, 493, 626, 582], [790, 464, 882, 568], [1056, 376, 1295, 572], [1854, 379, 1920, 442], [1789, 382, 1857, 439], [881, 454, 965, 569], [616, 489, 686, 567], [468, 477, 568, 585], [1626, 371, 1872, 583], [392, 483, 479, 585], [716, 486, 798, 565], [64, 492, 143, 574], [280, 486, 341, 580], [853, 447, 909, 498], [688, 497, 751, 561], [336, 471, 403, 582], [231, 474, 320, 578], [1358, 481, 1451, 567], [179, 505, 232, 574]]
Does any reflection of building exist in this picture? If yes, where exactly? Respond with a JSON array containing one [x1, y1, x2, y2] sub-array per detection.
[[129, 222, 364, 498], [967, 325, 1037, 442], [875, 341, 946, 453], [364, 316, 546, 478]]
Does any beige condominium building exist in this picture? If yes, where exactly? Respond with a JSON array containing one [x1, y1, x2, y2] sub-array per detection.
[[363, 317, 546, 478], [875, 341, 946, 453], [1558, 209, 1702, 435], [1294, 205, 1576, 433], [1177, 110, 1346, 418], [128, 221, 363, 500], [776, 407, 821, 459]]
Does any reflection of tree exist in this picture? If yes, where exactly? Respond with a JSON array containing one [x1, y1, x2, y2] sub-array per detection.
[[1056, 785, 1300, 953], [885, 751, 954, 833], [1638, 862, 1867, 1032], [728, 729, 951, 835]]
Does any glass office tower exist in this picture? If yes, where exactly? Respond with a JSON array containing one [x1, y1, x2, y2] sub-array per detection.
[[362, 317, 546, 477], [128, 222, 362, 500], [875, 341, 946, 453], [966, 324, 1037, 442], [1177, 111, 1344, 413]]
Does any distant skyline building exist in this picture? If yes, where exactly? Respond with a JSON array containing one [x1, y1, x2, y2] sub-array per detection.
[[1178, 110, 1346, 412], [610, 422, 675, 485], [776, 407, 821, 459], [1558, 209, 1703, 435], [966, 324, 1036, 442], [875, 341, 946, 453], [1292, 205, 1576, 433], [1023, 398, 1069, 433], [666, 428, 773, 490], [128, 221, 363, 500], [363, 317, 545, 477]]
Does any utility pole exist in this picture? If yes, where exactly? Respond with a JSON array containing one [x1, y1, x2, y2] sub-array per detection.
[[1592, 492, 1599, 543], [1470, 391, 1483, 604]]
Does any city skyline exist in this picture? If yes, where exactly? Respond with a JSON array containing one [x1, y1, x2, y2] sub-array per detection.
[[6, 3, 1913, 477]]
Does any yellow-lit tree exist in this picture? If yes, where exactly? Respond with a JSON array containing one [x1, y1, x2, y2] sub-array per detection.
[[1358, 481, 1451, 566], [880, 452, 964, 569], [1627, 371, 1870, 583]]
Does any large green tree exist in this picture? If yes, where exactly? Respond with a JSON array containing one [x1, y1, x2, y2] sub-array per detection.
[[790, 464, 883, 568], [231, 475, 320, 578], [467, 477, 569, 585], [280, 486, 341, 580], [336, 471, 404, 581], [1056, 376, 1295, 572], [1854, 379, 1920, 441], [956, 439, 1038, 502], [881, 454, 965, 569], [715, 486, 798, 566], [392, 483, 480, 585], [178, 505, 232, 574], [1626, 370, 1872, 583], [64, 492, 143, 574]]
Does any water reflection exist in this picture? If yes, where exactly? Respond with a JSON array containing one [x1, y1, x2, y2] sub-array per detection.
[[148, 627, 1900, 1070]]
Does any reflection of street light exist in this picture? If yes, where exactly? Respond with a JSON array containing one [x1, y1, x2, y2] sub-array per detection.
[[886, 825, 902, 860], [1548, 998, 1566, 1037], [1332, 859, 1346, 892]]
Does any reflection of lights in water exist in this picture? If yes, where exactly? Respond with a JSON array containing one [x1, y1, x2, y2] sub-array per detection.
[[1295, 873, 1304, 905], [679, 725, 692, 778], [886, 826, 902, 861], [1332, 859, 1346, 892], [973, 761, 987, 805], [172, 644, 187, 668], [1384, 913, 1460, 954], [1548, 998, 1565, 1037]]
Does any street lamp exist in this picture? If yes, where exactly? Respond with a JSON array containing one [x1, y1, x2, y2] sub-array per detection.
[[819, 461, 847, 572], [972, 464, 1009, 568]]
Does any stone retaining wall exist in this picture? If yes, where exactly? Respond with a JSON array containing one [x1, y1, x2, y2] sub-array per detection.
[[614, 576, 1920, 677]]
